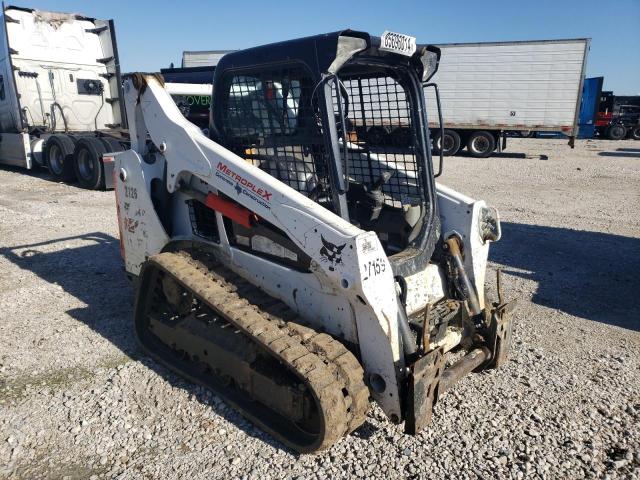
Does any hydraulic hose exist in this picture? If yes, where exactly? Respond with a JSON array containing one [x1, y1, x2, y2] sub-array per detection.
[[397, 298, 417, 359], [444, 236, 482, 317]]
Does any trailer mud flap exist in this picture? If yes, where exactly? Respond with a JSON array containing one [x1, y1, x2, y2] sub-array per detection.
[[103, 155, 115, 189], [404, 348, 444, 434]]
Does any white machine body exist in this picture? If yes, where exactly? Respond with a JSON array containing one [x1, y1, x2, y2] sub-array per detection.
[[113, 75, 497, 421]]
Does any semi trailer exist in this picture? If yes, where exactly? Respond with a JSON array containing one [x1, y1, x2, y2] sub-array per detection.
[[183, 39, 590, 158], [421, 39, 590, 157], [0, 5, 214, 189]]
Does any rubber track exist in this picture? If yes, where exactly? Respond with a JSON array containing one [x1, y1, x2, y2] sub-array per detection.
[[146, 251, 369, 451]]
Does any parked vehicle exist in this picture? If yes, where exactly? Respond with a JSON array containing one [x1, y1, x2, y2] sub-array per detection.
[[113, 30, 513, 452], [530, 79, 639, 141], [0, 5, 213, 190], [0, 5, 126, 183], [595, 91, 640, 140], [420, 39, 590, 157], [577, 77, 604, 139]]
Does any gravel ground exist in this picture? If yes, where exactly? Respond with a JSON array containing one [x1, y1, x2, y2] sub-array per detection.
[[1, 138, 639, 479]]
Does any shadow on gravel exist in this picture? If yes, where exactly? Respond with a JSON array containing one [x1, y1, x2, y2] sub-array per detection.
[[491, 222, 640, 331], [598, 151, 640, 158], [0, 163, 61, 184], [0, 233, 299, 454], [490, 152, 549, 160]]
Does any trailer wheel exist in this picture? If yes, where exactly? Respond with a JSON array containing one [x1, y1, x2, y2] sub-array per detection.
[[73, 137, 108, 190], [433, 129, 461, 156], [43, 135, 77, 182], [466, 131, 496, 158], [366, 126, 387, 146], [631, 127, 640, 140], [607, 124, 626, 140]]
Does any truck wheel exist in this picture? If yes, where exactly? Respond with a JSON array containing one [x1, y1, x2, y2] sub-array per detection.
[[467, 131, 496, 158], [631, 127, 640, 140], [390, 127, 411, 147], [43, 135, 76, 182], [99, 137, 125, 153], [433, 129, 461, 156], [607, 124, 626, 140], [366, 126, 387, 146], [73, 137, 108, 190]]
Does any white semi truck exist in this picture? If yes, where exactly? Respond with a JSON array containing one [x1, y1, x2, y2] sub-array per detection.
[[0, 5, 212, 189]]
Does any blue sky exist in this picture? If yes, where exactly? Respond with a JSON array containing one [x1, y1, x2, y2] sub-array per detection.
[[17, 0, 640, 94]]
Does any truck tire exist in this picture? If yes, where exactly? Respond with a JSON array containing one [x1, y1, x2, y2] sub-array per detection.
[[607, 124, 626, 140], [390, 127, 411, 147], [631, 127, 640, 140], [73, 137, 108, 190], [99, 137, 125, 154], [43, 134, 77, 182], [467, 131, 496, 158], [366, 126, 387, 146], [433, 129, 461, 156]]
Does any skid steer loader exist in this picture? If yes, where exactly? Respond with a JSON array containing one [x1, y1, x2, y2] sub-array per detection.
[[112, 30, 515, 452]]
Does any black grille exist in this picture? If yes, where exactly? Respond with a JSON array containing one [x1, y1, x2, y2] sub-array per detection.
[[337, 74, 423, 208], [187, 200, 219, 242], [218, 65, 424, 211], [220, 67, 331, 204]]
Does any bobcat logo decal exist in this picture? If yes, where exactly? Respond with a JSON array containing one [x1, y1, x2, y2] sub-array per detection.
[[320, 235, 346, 271]]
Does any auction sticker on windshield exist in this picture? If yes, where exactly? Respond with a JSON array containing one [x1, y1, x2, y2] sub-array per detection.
[[380, 31, 417, 57]]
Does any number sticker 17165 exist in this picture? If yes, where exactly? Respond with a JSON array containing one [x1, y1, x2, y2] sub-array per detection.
[[363, 258, 386, 281]]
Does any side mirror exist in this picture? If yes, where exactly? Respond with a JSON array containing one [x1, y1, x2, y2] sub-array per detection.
[[423, 82, 444, 177], [420, 47, 440, 82]]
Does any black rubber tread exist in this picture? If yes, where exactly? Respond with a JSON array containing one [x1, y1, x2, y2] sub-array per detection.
[[287, 323, 370, 432], [196, 262, 370, 433], [186, 251, 370, 433], [137, 251, 369, 452]]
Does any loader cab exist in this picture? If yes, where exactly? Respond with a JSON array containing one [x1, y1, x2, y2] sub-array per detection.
[[210, 31, 441, 276]]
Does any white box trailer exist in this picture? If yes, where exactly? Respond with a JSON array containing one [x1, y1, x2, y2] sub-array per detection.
[[0, 5, 214, 189], [425, 38, 590, 157], [356, 38, 589, 157]]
